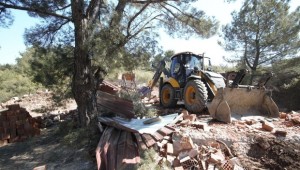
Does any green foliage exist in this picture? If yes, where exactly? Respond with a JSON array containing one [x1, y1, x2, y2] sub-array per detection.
[[221, 0, 300, 71], [0, 68, 40, 102], [118, 90, 156, 118], [270, 57, 300, 110], [138, 148, 170, 170], [16, 46, 74, 100]]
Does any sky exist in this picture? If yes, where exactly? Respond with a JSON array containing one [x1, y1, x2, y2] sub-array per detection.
[[0, 0, 299, 66]]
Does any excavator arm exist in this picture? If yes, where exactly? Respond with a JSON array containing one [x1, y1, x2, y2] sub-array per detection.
[[139, 59, 170, 96]]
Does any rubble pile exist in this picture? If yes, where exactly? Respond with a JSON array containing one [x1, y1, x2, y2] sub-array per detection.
[[0, 104, 41, 146], [151, 111, 244, 170]]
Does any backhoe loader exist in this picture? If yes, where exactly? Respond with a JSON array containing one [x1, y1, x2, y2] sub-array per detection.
[[140, 52, 279, 123]]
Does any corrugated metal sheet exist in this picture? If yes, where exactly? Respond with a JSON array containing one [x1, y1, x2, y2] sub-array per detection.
[[98, 113, 178, 134]]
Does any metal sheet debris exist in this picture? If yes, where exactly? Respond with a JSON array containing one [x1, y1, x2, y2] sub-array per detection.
[[98, 113, 179, 134]]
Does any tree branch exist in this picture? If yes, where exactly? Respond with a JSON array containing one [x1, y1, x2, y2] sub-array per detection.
[[126, 2, 150, 36], [0, 2, 72, 21], [130, 0, 178, 4]]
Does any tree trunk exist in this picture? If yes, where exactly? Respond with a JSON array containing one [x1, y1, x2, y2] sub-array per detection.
[[71, 0, 98, 127]]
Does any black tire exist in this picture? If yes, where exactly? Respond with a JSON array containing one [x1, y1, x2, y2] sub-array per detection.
[[160, 84, 177, 108], [184, 79, 208, 113]]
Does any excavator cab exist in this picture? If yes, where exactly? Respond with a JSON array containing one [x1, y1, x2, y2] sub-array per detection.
[[170, 53, 203, 87]]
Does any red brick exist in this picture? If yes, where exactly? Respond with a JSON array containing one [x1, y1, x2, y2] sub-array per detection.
[[279, 112, 287, 119], [174, 166, 184, 170], [188, 149, 199, 158], [167, 143, 174, 155], [157, 127, 174, 136], [262, 121, 274, 132], [292, 116, 300, 124], [191, 122, 208, 131], [173, 141, 183, 156], [183, 114, 196, 122], [180, 137, 194, 150]]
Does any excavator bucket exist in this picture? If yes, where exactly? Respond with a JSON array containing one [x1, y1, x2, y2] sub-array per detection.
[[208, 87, 279, 123]]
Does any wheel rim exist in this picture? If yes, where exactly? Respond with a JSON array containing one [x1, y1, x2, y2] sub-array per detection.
[[185, 86, 196, 105], [162, 88, 171, 104]]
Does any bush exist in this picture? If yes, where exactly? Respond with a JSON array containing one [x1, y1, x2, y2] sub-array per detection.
[[0, 69, 41, 102]]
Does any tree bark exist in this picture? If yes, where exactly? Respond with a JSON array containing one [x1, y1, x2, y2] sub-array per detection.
[[71, 0, 98, 127]]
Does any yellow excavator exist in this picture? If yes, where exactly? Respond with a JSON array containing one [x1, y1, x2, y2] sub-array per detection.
[[140, 52, 279, 123]]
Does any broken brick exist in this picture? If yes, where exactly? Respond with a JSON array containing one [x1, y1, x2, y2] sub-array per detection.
[[173, 141, 183, 156], [191, 122, 208, 131], [157, 127, 174, 136], [207, 150, 225, 164], [181, 109, 189, 116], [180, 136, 194, 150], [188, 148, 199, 158], [174, 166, 184, 170], [166, 155, 175, 165], [173, 158, 181, 167], [279, 112, 287, 119], [292, 116, 300, 124], [179, 119, 191, 126], [167, 143, 174, 155], [183, 114, 196, 122], [262, 121, 274, 132]]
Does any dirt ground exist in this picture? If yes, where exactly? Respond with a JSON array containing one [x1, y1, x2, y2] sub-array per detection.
[[1, 90, 300, 169], [0, 125, 96, 170]]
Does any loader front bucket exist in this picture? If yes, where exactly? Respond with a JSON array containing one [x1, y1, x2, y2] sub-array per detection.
[[208, 87, 279, 123]]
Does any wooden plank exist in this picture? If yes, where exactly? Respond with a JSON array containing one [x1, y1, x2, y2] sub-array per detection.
[[141, 133, 156, 148]]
